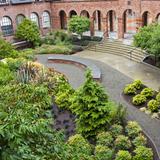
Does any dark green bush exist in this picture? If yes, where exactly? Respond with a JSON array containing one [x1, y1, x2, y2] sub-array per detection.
[[132, 134, 147, 147], [140, 88, 154, 98], [125, 121, 142, 139], [115, 150, 132, 160], [147, 99, 159, 112], [114, 135, 131, 150], [110, 124, 123, 138], [96, 132, 113, 147], [94, 145, 113, 160], [133, 146, 153, 160], [123, 84, 136, 95], [132, 94, 147, 105]]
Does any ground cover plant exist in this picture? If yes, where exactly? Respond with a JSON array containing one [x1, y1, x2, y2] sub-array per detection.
[[123, 80, 160, 119]]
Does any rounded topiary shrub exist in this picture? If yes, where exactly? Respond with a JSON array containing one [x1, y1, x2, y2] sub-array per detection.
[[125, 121, 142, 139], [140, 88, 154, 98], [110, 124, 123, 138], [67, 134, 92, 155], [132, 80, 143, 90], [123, 84, 136, 95], [96, 132, 113, 147], [114, 135, 131, 150], [95, 145, 113, 160], [132, 94, 147, 106], [132, 133, 147, 147], [115, 150, 132, 160], [147, 99, 159, 112], [133, 146, 153, 160]]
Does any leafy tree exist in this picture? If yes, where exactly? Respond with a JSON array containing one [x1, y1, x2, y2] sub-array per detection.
[[15, 18, 40, 47], [70, 70, 116, 138], [68, 16, 90, 38]]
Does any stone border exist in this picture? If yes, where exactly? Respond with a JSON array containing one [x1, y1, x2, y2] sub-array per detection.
[[48, 55, 101, 81]]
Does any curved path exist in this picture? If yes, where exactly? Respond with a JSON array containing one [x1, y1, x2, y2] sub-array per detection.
[[36, 53, 160, 157]]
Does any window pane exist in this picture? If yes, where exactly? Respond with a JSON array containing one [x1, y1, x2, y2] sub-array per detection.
[[1, 17, 13, 36], [42, 12, 50, 28]]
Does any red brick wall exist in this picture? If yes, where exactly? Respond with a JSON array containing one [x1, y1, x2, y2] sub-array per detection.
[[1, 0, 160, 41]]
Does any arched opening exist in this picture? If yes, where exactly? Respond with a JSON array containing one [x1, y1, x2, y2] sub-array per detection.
[[156, 13, 160, 24], [69, 10, 77, 18], [107, 10, 117, 32], [42, 11, 51, 28], [123, 9, 136, 34], [80, 10, 90, 18], [93, 10, 102, 31], [142, 11, 150, 26], [30, 12, 40, 27], [16, 14, 25, 26], [59, 10, 67, 29], [1, 16, 13, 36]]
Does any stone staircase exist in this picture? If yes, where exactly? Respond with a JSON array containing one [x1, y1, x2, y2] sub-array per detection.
[[87, 39, 146, 62]]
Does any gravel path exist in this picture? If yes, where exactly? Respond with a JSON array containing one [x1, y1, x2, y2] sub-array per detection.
[[36, 54, 160, 157]]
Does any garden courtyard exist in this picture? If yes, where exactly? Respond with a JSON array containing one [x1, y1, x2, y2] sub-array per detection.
[[0, 17, 160, 159]]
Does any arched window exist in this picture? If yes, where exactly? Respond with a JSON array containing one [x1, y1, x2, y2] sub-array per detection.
[[42, 11, 51, 28], [30, 13, 39, 27], [16, 14, 25, 25], [1, 16, 13, 36]]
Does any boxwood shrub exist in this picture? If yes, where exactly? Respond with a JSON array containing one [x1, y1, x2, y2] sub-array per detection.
[[147, 99, 159, 112], [123, 84, 137, 95], [115, 150, 132, 160], [132, 94, 147, 105], [140, 88, 154, 98]]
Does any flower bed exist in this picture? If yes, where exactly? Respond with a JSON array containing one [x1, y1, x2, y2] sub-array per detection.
[[123, 80, 160, 120]]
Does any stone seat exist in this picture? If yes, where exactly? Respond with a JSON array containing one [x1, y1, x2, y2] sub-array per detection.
[[48, 55, 101, 80]]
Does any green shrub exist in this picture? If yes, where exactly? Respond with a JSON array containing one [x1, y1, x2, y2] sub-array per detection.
[[0, 83, 68, 159], [33, 44, 72, 55], [15, 18, 40, 46], [0, 38, 19, 59], [132, 80, 143, 90], [132, 134, 147, 147], [141, 88, 154, 98], [5, 58, 26, 72], [67, 134, 92, 155], [125, 121, 142, 138], [147, 99, 159, 112], [114, 135, 131, 150], [115, 150, 132, 160], [156, 92, 160, 103], [56, 82, 74, 109], [133, 146, 153, 160], [123, 84, 136, 95], [94, 145, 113, 160], [132, 94, 147, 105], [0, 62, 14, 85], [96, 132, 113, 147], [110, 124, 123, 138], [70, 70, 115, 138]]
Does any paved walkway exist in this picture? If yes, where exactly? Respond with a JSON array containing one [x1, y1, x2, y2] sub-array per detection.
[[75, 50, 160, 91], [36, 53, 160, 157]]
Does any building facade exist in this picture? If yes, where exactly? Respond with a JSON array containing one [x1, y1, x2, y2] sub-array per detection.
[[0, 0, 160, 41]]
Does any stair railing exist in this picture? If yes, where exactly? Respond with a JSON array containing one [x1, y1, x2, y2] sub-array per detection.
[[94, 30, 109, 52]]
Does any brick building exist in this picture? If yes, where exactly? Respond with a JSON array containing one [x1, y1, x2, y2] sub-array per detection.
[[0, 0, 160, 41]]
